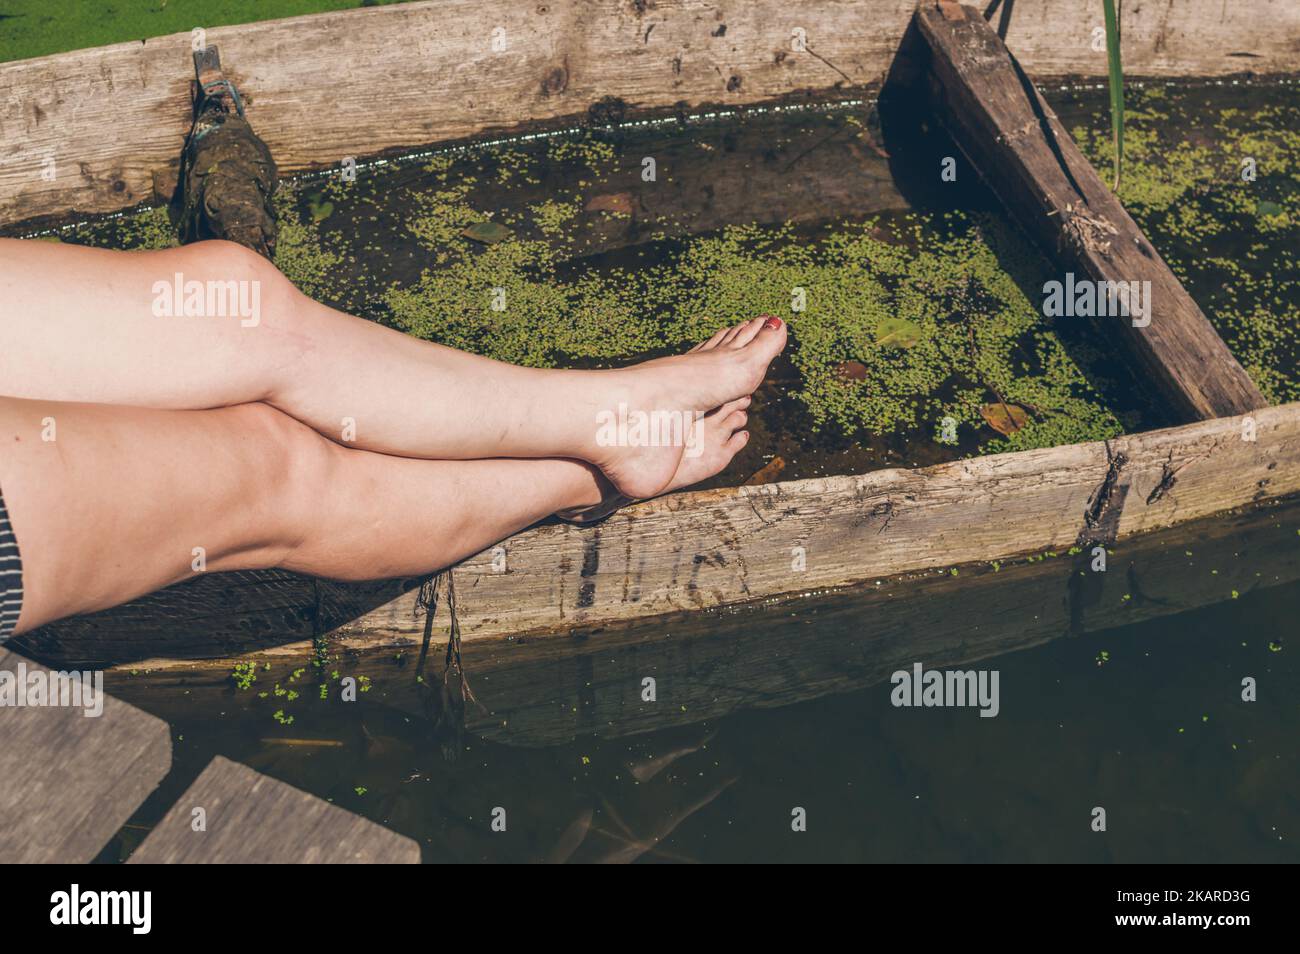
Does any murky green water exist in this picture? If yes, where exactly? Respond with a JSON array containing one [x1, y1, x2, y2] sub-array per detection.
[[96, 502, 1299, 863], [74, 540, 1298, 870]]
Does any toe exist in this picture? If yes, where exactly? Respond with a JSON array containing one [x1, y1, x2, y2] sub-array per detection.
[[729, 315, 771, 348], [743, 316, 787, 364], [709, 395, 752, 419], [724, 429, 751, 453], [719, 320, 752, 347], [720, 409, 748, 432], [691, 326, 731, 353]]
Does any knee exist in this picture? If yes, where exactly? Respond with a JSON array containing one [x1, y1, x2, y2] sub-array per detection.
[[179, 239, 299, 316], [223, 402, 339, 559], [183, 239, 278, 284]]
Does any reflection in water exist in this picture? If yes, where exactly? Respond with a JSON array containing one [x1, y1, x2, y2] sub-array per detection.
[[98, 505, 1299, 864]]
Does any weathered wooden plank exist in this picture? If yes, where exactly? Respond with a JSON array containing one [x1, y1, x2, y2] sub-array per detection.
[[913, 0, 1267, 421], [0, 650, 171, 862], [336, 401, 1300, 645], [13, 571, 413, 670], [96, 498, 1300, 747], [128, 756, 420, 863], [3, 0, 1297, 226], [24, 402, 1300, 676], [459, 501, 1300, 744]]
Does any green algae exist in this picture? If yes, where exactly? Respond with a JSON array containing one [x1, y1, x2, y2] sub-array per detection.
[[270, 185, 343, 300], [49, 87, 1297, 474], [1069, 84, 1300, 405], [381, 168, 1122, 453]]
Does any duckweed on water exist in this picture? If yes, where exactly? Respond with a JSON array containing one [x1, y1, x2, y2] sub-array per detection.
[[60, 86, 1297, 467], [387, 213, 1120, 449], [1071, 84, 1300, 404]]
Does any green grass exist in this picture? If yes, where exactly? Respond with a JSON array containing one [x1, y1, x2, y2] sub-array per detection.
[[1102, 0, 1125, 190], [0, 0, 409, 64]]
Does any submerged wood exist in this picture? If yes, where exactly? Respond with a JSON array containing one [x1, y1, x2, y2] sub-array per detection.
[[914, 0, 1267, 421], [3, 0, 1298, 226]]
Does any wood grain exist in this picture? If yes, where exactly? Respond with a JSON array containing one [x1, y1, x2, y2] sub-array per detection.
[[93, 495, 1300, 747], [914, 0, 1267, 421], [3, 0, 1297, 226], [128, 756, 420, 863], [336, 401, 1300, 646], [0, 650, 171, 862], [23, 402, 1300, 678]]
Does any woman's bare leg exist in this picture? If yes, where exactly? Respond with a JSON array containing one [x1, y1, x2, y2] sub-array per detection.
[[0, 395, 748, 635], [0, 238, 783, 498]]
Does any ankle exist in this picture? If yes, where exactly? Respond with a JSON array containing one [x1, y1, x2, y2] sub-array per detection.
[[561, 460, 611, 510]]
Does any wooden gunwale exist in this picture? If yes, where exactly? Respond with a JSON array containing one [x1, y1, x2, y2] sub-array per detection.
[[4, 1, 1299, 728], [3, 0, 1298, 227]]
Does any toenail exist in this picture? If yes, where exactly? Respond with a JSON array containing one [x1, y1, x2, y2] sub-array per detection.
[[763, 316, 783, 330]]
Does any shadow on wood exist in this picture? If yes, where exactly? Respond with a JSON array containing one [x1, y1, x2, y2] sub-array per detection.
[[88, 498, 1300, 748]]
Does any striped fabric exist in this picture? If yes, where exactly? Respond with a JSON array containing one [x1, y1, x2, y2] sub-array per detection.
[[0, 486, 23, 643]]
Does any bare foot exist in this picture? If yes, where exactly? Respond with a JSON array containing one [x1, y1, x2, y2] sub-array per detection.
[[556, 396, 751, 524], [660, 396, 751, 494], [589, 316, 785, 498]]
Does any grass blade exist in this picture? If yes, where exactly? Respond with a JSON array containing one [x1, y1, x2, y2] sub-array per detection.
[[1102, 0, 1125, 191]]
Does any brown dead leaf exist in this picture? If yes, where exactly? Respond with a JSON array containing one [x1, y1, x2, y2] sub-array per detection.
[[979, 402, 1030, 436], [743, 455, 786, 486], [835, 360, 869, 382], [585, 192, 635, 216]]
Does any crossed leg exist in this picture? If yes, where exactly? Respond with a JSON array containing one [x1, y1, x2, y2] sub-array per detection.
[[0, 237, 785, 499], [0, 394, 749, 635], [0, 234, 771, 634]]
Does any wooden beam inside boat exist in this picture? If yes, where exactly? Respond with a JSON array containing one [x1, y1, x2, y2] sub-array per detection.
[[2, 0, 1298, 227], [913, 0, 1267, 422]]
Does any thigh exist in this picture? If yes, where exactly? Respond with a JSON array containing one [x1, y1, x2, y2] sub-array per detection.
[[0, 396, 309, 634], [0, 237, 295, 408]]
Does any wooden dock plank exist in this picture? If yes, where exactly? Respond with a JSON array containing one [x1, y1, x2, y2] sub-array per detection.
[[914, 0, 1266, 421], [3, 0, 1297, 227], [128, 756, 420, 863], [0, 650, 171, 862]]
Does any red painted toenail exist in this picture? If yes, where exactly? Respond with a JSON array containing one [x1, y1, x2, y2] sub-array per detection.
[[763, 316, 783, 330]]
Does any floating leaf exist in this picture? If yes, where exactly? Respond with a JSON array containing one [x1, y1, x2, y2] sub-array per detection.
[[875, 317, 923, 349], [1256, 200, 1284, 218], [834, 359, 869, 382], [462, 220, 513, 244], [584, 192, 634, 216], [979, 402, 1030, 436], [743, 455, 786, 486], [305, 191, 334, 223]]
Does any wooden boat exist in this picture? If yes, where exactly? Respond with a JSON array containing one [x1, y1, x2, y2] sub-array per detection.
[[3, 0, 1298, 741]]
